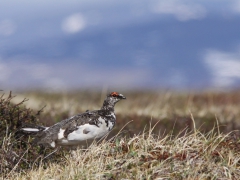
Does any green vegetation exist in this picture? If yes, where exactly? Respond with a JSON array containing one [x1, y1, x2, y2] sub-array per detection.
[[1, 90, 240, 179]]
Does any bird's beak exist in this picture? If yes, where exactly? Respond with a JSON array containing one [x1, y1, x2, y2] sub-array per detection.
[[119, 94, 126, 99]]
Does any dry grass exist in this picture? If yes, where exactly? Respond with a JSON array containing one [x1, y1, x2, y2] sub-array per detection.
[[2, 90, 240, 179], [6, 127, 240, 179], [11, 90, 240, 135]]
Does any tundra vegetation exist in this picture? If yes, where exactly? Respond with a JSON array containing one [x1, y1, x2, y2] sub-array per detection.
[[1, 90, 240, 179]]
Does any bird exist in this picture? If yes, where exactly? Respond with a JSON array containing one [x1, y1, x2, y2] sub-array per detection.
[[21, 92, 126, 148]]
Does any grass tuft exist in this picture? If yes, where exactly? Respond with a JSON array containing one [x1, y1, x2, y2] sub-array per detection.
[[0, 91, 68, 177], [6, 127, 240, 179]]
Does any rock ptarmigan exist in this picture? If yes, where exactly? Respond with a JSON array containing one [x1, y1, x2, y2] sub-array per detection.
[[21, 92, 126, 147]]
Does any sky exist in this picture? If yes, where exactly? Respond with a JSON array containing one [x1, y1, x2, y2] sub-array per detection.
[[1, 0, 240, 91]]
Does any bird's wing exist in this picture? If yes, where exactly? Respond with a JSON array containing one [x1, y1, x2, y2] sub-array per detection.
[[60, 110, 103, 138], [33, 110, 107, 146]]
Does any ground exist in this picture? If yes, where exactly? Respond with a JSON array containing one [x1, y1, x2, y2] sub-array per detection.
[[1, 90, 240, 179]]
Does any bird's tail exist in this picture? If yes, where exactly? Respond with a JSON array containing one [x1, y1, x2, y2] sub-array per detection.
[[21, 127, 41, 132], [20, 125, 46, 133]]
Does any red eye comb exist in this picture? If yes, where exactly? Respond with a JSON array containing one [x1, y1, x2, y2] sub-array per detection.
[[111, 92, 119, 96]]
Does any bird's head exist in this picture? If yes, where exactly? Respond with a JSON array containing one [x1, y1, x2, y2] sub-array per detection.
[[101, 92, 126, 110], [108, 92, 126, 103]]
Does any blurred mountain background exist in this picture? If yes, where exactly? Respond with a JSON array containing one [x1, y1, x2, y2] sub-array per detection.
[[1, 0, 240, 91]]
